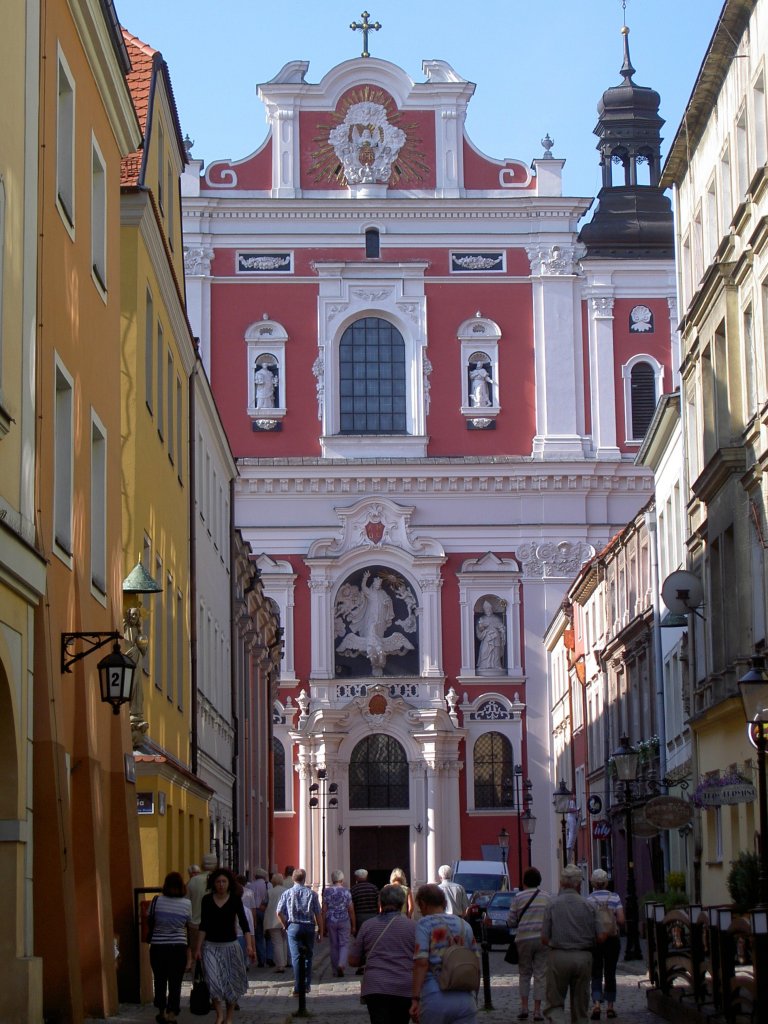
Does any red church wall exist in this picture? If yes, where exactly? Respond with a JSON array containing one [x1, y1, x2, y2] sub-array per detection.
[[424, 282, 536, 456], [613, 298, 671, 452], [462, 138, 534, 191], [201, 136, 273, 191]]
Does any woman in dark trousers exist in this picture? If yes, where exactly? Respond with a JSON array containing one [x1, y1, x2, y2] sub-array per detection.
[[149, 871, 192, 1024], [586, 869, 625, 1020]]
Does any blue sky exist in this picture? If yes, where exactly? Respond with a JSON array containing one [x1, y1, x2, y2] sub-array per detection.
[[120, 0, 724, 199]]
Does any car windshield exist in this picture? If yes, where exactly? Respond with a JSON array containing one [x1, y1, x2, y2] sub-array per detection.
[[455, 873, 505, 894], [488, 892, 514, 910]]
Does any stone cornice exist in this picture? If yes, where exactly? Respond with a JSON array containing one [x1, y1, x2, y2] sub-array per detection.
[[182, 199, 588, 222]]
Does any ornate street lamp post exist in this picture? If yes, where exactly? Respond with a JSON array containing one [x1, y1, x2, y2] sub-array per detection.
[[552, 779, 573, 868], [613, 736, 643, 961], [521, 808, 537, 869], [309, 768, 338, 892], [739, 656, 768, 908]]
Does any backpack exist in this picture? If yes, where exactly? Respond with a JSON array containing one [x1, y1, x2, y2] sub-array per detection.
[[595, 898, 618, 938], [438, 942, 481, 992]]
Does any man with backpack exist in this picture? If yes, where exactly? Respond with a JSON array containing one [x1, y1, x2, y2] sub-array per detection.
[[411, 883, 479, 1023], [586, 869, 624, 1020]]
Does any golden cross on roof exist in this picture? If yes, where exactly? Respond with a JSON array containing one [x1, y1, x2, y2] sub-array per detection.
[[350, 11, 381, 58]]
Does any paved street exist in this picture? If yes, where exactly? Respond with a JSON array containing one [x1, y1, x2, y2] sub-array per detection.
[[88, 942, 661, 1024]]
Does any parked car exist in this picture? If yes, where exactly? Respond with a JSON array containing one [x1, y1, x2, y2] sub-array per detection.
[[451, 860, 509, 901], [466, 890, 495, 939], [482, 889, 518, 948]]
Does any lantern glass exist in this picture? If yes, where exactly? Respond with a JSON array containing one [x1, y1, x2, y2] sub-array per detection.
[[97, 643, 136, 714], [521, 812, 537, 836], [552, 780, 572, 815], [739, 659, 768, 724], [497, 828, 510, 853], [613, 736, 640, 782], [752, 911, 768, 934]]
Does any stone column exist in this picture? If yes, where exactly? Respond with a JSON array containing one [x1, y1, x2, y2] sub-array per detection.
[[268, 106, 298, 198], [526, 243, 586, 459], [586, 294, 620, 459]]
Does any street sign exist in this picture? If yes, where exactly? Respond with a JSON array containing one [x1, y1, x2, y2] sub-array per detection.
[[644, 795, 693, 830]]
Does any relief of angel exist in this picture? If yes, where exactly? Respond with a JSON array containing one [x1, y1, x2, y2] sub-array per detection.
[[335, 570, 416, 677]]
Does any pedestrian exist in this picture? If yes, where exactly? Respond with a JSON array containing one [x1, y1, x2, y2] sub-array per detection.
[[541, 864, 607, 1024], [264, 872, 290, 973], [507, 867, 550, 1021], [389, 866, 414, 917], [348, 883, 416, 1024], [277, 868, 323, 994], [322, 869, 356, 977], [187, 852, 218, 954], [236, 874, 257, 965], [149, 871, 192, 1024], [411, 883, 479, 1024], [586, 869, 624, 1020], [246, 867, 270, 966], [188, 864, 201, 881], [437, 864, 469, 917], [195, 867, 256, 1024], [351, 868, 380, 973]]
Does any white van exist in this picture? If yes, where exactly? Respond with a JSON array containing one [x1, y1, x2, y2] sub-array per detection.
[[451, 860, 509, 900]]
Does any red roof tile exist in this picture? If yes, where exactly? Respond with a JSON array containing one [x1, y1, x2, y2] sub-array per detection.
[[121, 30, 157, 185]]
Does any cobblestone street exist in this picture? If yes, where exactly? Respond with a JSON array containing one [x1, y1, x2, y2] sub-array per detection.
[[88, 942, 662, 1024]]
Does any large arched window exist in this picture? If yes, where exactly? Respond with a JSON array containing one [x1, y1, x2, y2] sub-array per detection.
[[273, 739, 286, 812], [473, 731, 514, 808], [339, 317, 406, 435], [630, 361, 657, 439], [349, 734, 409, 808]]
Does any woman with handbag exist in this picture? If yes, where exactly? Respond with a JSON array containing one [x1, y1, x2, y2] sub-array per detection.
[[195, 867, 256, 1024], [348, 883, 416, 1024], [506, 868, 551, 1022], [149, 871, 193, 1024]]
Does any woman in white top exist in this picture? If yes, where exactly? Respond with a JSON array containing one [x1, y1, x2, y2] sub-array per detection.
[[264, 872, 290, 972]]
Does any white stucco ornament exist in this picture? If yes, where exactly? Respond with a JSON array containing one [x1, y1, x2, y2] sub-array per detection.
[[329, 101, 406, 185]]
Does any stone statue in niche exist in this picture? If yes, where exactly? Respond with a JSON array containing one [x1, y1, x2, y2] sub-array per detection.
[[474, 598, 507, 675], [335, 568, 417, 677], [469, 357, 494, 407], [254, 359, 278, 409]]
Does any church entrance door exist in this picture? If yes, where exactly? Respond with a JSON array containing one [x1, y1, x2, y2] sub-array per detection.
[[349, 825, 411, 890]]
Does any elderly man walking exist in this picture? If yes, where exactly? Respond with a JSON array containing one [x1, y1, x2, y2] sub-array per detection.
[[277, 868, 323, 994], [437, 864, 469, 917], [541, 865, 606, 1024]]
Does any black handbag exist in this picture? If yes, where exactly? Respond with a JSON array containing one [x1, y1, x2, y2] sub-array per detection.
[[189, 961, 212, 1016]]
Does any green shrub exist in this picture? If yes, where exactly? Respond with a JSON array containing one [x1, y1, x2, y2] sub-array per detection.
[[727, 851, 760, 912], [666, 871, 686, 892]]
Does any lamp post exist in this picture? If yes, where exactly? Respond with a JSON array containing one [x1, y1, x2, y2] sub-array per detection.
[[613, 736, 643, 961], [498, 827, 510, 885], [553, 779, 573, 868], [309, 768, 338, 892], [521, 808, 537, 870], [512, 764, 525, 888], [739, 656, 768, 908]]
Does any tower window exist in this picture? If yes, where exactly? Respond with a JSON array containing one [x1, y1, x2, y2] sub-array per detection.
[[630, 361, 657, 439], [365, 227, 380, 258]]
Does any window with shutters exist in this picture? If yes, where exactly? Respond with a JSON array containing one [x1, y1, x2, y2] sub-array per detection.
[[622, 355, 663, 444], [273, 740, 286, 812]]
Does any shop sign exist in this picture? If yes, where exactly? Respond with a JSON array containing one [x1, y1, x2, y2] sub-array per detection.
[[137, 792, 154, 815], [631, 808, 659, 839], [644, 795, 693, 830], [592, 820, 612, 840], [697, 781, 756, 808]]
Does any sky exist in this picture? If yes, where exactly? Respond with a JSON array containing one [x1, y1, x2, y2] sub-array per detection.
[[119, 0, 725, 200]]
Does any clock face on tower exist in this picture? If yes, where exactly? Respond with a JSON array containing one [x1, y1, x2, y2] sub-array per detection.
[[308, 85, 430, 187]]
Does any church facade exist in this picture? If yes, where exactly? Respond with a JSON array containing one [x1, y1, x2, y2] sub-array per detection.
[[181, 40, 675, 889]]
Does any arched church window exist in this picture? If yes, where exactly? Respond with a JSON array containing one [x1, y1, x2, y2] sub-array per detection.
[[254, 353, 279, 409], [630, 361, 657, 439], [365, 227, 380, 259], [473, 732, 514, 809], [339, 317, 406, 435], [273, 739, 286, 812], [349, 734, 409, 809]]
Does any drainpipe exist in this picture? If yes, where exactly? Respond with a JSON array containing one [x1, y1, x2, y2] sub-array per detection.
[[189, 360, 199, 776]]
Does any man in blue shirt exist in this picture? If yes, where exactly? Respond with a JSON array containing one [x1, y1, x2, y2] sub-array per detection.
[[277, 868, 323, 993]]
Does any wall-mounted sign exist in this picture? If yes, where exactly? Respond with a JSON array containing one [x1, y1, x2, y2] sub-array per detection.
[[592, 820, 611, 840], [644, 795, 694, 830], [697, 781, 756, 808], [137, 792, 154, 815], [124, 753, 136, 784], [587, 795, 603, 816]]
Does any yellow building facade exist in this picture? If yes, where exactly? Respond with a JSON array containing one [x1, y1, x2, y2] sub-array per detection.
[[0, 2, 46, 1021], [120, 30, 211, 890], [33, 1, 143, 1019]]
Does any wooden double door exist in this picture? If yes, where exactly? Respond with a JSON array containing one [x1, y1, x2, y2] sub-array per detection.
[[349, 825, 411, 890]]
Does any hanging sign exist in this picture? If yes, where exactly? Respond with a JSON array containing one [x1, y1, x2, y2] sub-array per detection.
[[644, 796, 694, 830], [587, 795, 603, 816], [632, 808, 660, 839], [592, 820, 612, 840], [696, 781, 756, 808]]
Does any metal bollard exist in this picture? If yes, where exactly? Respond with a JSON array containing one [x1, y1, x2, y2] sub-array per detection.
[[481, 940, 493, 1011]]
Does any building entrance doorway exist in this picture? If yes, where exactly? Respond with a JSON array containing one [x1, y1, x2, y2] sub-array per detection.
[[349, 825, 411, 890]]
